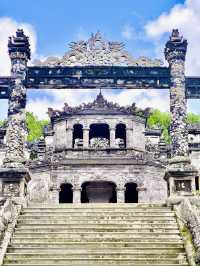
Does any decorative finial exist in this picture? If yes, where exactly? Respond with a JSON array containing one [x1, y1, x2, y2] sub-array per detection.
[[8, 28, 31, 60], [164, 29, 187, 63]]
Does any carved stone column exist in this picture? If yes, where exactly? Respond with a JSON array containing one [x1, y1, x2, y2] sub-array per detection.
[[3, 29, 30, 168], [0, 30, 31, 200], [50, 184, 60, 204], [73, 187, 81, 203], [126, 128, 133, 149], [164, 29, 198, 197], [110, 127, 116, 148], [117, 184, 125, 203], [83, 127, 89, 149], [165, 29, 188, 157]]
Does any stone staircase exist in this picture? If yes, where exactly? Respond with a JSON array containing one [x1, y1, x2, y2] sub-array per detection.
[[3, 203, 189, 266]]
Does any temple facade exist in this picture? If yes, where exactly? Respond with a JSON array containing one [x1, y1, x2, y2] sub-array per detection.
[[26, 91, 168, 204], [0, 30, 199, 204]]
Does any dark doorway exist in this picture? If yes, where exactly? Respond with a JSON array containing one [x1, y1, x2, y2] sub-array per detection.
[[81, 181, 117, 203], [89, 124, 110, 141], [59, 183, 73, 203], [115, 123, 126, 147], [195, 176, 199, 190], [125, 183, 138, 203], [73, 124, 83, 147]]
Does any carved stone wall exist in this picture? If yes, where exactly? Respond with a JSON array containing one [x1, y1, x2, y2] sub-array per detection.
[[27, 163, 166, 204]]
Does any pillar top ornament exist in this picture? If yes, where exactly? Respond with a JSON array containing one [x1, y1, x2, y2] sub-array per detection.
[[164, 29, 187, 64], [8, 29, 31, 60]]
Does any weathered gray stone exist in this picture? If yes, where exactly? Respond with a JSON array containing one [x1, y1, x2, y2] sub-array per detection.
[[165, 29, 188, 157], [3, 29, 30, 168]]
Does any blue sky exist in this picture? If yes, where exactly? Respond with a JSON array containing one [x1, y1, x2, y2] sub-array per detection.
[[0, 0, 199, 119], [1, 0, 182, 57]]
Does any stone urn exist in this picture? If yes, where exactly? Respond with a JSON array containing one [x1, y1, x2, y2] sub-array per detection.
[[86, 182, 114, 203]]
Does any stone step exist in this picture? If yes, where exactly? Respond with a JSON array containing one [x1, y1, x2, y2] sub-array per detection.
[[3, 204, 189, 266], [16, 220, 178, 225], [3, 260, 188, 266], [14, 228, 180, 233], [5, 252, 187, 259], [23, 209, 172, 213], [3, 257, 188, 264], [22, 210, 175, 217], [16, 220, 177, 230], [18, 216, 176, 221], [7, 247, 186, 253], [26, 205, 169, 208], [13, 231, 181, 238], [12, 237, 182, 243], [8, 242, 185, 249]]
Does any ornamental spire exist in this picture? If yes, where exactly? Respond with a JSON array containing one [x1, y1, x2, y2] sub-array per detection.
[[165, 29, 187, 63], [8, 29, 31, 60]]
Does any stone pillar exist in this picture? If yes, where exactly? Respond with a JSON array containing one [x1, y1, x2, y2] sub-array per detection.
[[50, 184, 60, 203], [73, 187, 81, 203], [164, 29, 198, 197], [66, 127, 73, 148], [110, 127, 116, 148], [117, 184, 125, 203], [165, 29, 188, 158], [126, 128, 133, 148], [3, 29, 30, 168], [83, 127, 89, 149]]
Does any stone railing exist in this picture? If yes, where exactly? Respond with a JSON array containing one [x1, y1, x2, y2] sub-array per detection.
[[170, 197, 200, 266], [0, 198, 22, 265]]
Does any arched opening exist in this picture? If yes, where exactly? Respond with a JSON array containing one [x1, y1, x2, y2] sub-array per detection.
[[125, 182, 138, 203], [81, 181, 117, 203], [73, 124, 83, 148], [59, 183, 73, 203], [115, 123, 126, 148], [195, 176, 199, 190], [89, 123, 110, 148]]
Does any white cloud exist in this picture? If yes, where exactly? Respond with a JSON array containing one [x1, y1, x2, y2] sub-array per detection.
[[26, 89, 169, 120], [145, 0, 200, 75], [0, 17, 37, 75], [121, 24, 135, 40], [0, 17, 170, 120]]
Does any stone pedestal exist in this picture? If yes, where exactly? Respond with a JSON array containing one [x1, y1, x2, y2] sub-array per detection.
[[0, 168, 30, 200], [164, 157, 198, 197]]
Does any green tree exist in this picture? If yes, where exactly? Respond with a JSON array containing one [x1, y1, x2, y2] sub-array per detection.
[[26, 112, 49, 142], [147, 109, 171, 144], [147, 109, 171, 130], [0, 120, 6, 127], [186, 113, 200, 124], [148, 110, 200, 144]]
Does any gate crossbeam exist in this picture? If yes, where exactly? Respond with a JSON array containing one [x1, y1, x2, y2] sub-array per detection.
[[1, 66, 200, 99]]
